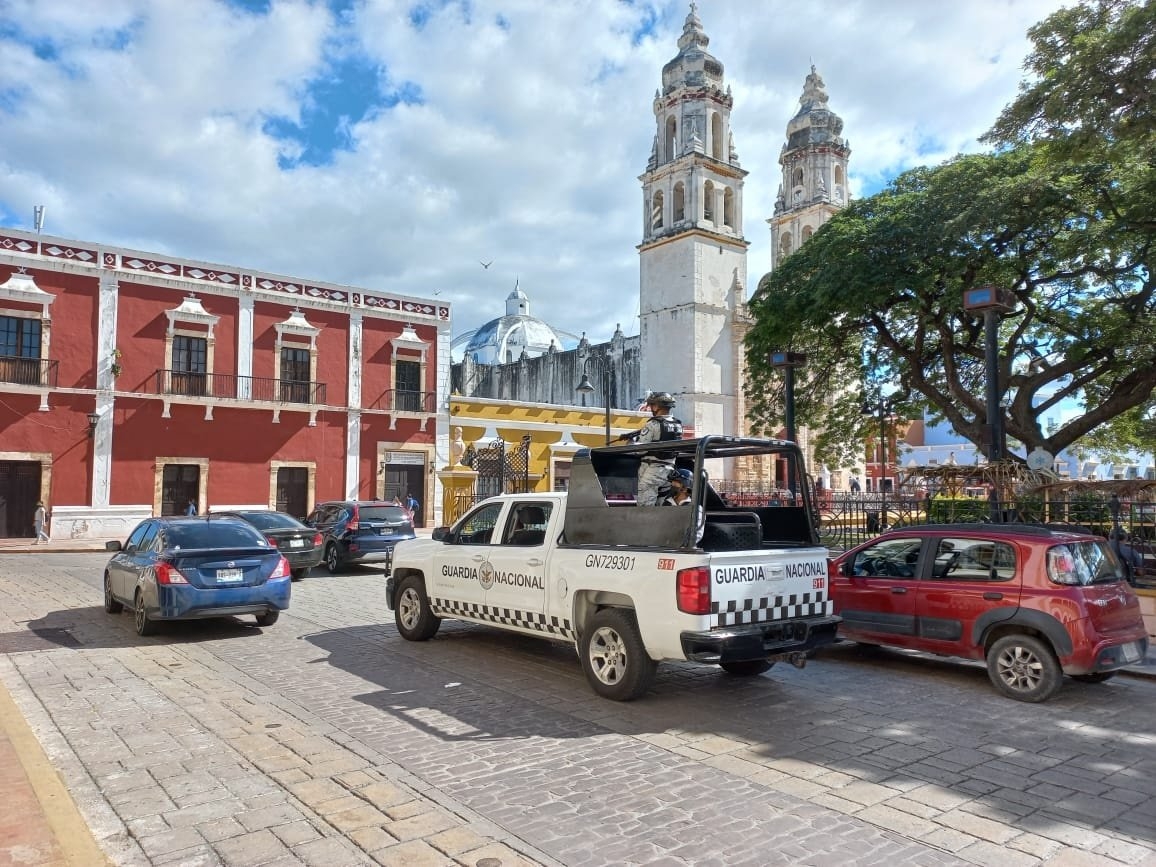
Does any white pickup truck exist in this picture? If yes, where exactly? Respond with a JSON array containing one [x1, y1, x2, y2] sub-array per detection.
[[386, 436, 839, 700]]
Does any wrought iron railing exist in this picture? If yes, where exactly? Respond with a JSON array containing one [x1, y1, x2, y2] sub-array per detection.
[[0, 355, 58, 387], [373, 389, 436, 412], [153, 369, 326, 404]]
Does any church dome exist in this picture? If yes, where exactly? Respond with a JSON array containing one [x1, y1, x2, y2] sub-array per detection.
[[785, 65, 845, 151], [661, 4, 724, 93], [455, 285, 577, 364]]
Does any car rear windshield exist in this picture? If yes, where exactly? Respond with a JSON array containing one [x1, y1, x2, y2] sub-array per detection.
[[235, 511, 304, 530], [1047, 540, 1123, 586], [166, 521, 267, 550], [358, 506, 410, 523]]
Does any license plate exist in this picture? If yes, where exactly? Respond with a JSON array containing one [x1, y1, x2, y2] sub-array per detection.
[[1122, 641, 1141, 663], [289, 538, 305, 548], [217, 568, 244, 583]]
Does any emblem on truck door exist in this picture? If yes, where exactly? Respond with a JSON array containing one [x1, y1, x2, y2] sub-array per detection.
[[479, 561, 496, 590]]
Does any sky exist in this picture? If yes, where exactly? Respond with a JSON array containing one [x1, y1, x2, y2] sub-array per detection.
[[0, 0, 1070, 348]]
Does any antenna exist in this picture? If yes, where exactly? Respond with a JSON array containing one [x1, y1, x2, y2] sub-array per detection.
[[33, 205, 45, 233]]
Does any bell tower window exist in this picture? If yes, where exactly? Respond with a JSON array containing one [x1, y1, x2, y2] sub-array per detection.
[[780, 232, 792, 258], [703, 181, 715, 223], [652, 190, 665, 230], [722, 187, 734, 229], [673, 183, 686, 222], [665, 117, 678, 162], [710, 113, 723, 160]]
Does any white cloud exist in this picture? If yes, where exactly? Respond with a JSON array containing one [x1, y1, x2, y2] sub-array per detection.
[[0, 0, 1066, 346]]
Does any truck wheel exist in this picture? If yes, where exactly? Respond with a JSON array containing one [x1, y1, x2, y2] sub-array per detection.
[[986, 634, 1061, 702], [394, 576, 441, 641], [719, 660, 774, 676], [579, 609, 657, 701]]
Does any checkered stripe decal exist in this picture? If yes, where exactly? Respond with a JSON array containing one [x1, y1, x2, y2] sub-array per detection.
[[711, 593, 834, 628], [431, 597, 574, 640]]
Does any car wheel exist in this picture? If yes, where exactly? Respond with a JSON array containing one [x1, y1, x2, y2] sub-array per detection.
[[394, 576, 441, 641], [1071, 672, 1117, 684], [290, 568, 309, 582], [719, 660, 774, 677], [986, 634, 1061, 702], [324, 543, 343, 574], [579, 609, 657, 701], [255, 610, 279, 627], [103, 573, 123, 614], [134, 590, 157, 637]]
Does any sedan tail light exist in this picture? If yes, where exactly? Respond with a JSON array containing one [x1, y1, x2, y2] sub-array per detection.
[[266, 536, 279, 547], [271, 556, 291, 579], [312, 532, 323, 546], [676, 566, 712, 614], [155, 562, 189, 585]]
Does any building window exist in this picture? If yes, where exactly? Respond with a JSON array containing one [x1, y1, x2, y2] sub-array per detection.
[[703, 180, 715, 223], [665, 116, 677, 162], [171, 335, 207, 396], [722, 187, 734, 229], [0, 315, 42, 386], [652, 190, 664, 231], [673, 183, 685, 222], [161, 463, 201, 516], [279, 346, 311, 403], [779, 232, 792, 258], [395, 359, 422, 411], [710, 112, 723, 160]]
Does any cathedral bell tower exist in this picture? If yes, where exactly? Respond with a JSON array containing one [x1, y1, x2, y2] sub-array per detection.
[[638, 3, 748, 439], [768, 66, 850, 270]]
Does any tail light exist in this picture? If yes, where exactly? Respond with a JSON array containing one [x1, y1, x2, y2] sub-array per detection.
[[155, 561, 189, 585], [271, 556, 290, 579], [676, 566, 712, 614], [312, 532, 323, 546], [266, 536, 278, 547], [346, 505, 360, 531]]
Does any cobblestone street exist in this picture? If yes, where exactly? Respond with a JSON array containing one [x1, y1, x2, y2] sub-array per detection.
[[2, 553, 1155, 866]]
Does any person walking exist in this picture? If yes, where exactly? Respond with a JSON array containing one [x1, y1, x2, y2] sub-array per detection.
[[615, 391, 683, 506], [185, 498, 198, 516], [33, 501, 50, 543]]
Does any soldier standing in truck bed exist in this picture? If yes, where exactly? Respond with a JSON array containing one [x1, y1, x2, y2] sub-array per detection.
[[616, 391, 683, 506]]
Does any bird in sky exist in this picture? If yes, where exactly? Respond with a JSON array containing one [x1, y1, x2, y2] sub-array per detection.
[[480, 260, 492, 269]]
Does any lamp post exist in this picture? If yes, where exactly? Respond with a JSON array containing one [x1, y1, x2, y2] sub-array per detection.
[[861, 390, 904, 533], [963, 285, 1015, 521], [575, 356, 613, 445], [770, 351, 807, 495]]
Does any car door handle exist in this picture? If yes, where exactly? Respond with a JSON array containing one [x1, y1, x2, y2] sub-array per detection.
[[891, 586, 907, 594], [983, 591, 1003, 600], [526, 558, 543, 566], [471, 554, 486, 562]]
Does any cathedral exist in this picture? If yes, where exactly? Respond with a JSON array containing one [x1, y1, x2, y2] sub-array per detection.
[[452, 5, 849, 472]]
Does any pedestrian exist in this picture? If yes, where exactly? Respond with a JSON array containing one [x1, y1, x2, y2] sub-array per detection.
[[33, 501, 50, 543], [405, 492, 420, 525], [614, 391, 683, 506], [185, 498, 198, 516], [849, 475, 862, 493]]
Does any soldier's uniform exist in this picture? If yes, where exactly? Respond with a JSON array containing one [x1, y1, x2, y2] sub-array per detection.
[[627, 395, 682, 506]]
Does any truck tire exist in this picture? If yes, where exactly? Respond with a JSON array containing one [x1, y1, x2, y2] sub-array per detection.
[[394, 576, 441, 641], [986, 634, 1061, 702], [719, 660, 774, 676], [579, 609, 657, 701]]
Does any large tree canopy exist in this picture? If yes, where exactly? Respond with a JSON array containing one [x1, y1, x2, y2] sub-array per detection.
[[745, 0, 1155, 470]]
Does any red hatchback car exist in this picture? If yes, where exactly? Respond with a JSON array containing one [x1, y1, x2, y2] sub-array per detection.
[[829, 524, 1149, 702]]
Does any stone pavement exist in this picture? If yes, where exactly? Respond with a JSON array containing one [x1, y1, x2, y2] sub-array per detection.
[[1, 551, 1155, 866]]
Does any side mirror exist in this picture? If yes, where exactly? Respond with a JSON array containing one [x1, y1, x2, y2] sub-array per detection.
[[105, 540, 123, 552], [431, 526, 450, 542]]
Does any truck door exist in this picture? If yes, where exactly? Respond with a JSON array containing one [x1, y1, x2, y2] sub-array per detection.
[[431, 501, 504, 611], [483, 501, 554, 630]]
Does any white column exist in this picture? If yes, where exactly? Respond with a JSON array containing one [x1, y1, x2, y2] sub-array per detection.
[[345, 410, 361, 500], [237, 296, 254, 399], [92, 273, 118, 507], [348, 313, 363, 409], [434, 318, 453, 526]]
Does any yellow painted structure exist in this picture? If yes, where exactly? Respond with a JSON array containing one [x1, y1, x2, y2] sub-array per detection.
[[447, 395, 650, 493]]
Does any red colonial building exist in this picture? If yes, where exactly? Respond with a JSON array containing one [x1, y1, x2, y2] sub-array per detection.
[[0, 228, 450, 540]]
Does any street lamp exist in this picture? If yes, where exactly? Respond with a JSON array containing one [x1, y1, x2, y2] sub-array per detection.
[[770, 351, 807, 495], [86, 411, 100, 437], [575, 356, 613, 445], [861, 390, 905, 532], [963, 285, 1015, 465]]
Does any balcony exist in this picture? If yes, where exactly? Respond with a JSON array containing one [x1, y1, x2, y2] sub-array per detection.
[[0, 355, 59, 388], [154, 370, 327, 404], [374, 389, 436, 413]]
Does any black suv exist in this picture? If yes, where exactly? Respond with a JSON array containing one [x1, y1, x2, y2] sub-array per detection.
[[305, 501, 415, 573]]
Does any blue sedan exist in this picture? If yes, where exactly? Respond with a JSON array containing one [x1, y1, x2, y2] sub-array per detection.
[[104, 516, 292, 636]]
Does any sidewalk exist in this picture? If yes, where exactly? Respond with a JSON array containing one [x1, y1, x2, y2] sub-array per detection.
[[0, 537, 115, 554], [0, 677, 110, 866]]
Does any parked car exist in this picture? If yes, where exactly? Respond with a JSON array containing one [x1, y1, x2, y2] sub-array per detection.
[[212, 510, 323, 581], [829, 523, 1149, 702], [104, 516, 292, 636], [305, 500, 415, 574]]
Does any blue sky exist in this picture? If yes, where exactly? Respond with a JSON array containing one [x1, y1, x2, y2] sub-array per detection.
[[0, 0, 1068, 343]]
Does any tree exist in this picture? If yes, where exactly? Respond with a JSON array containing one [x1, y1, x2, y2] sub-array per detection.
[[745, 0, 1156, 469]]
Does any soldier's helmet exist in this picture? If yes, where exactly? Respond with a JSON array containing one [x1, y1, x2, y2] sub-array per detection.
[[647, 391, 676, 409]]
